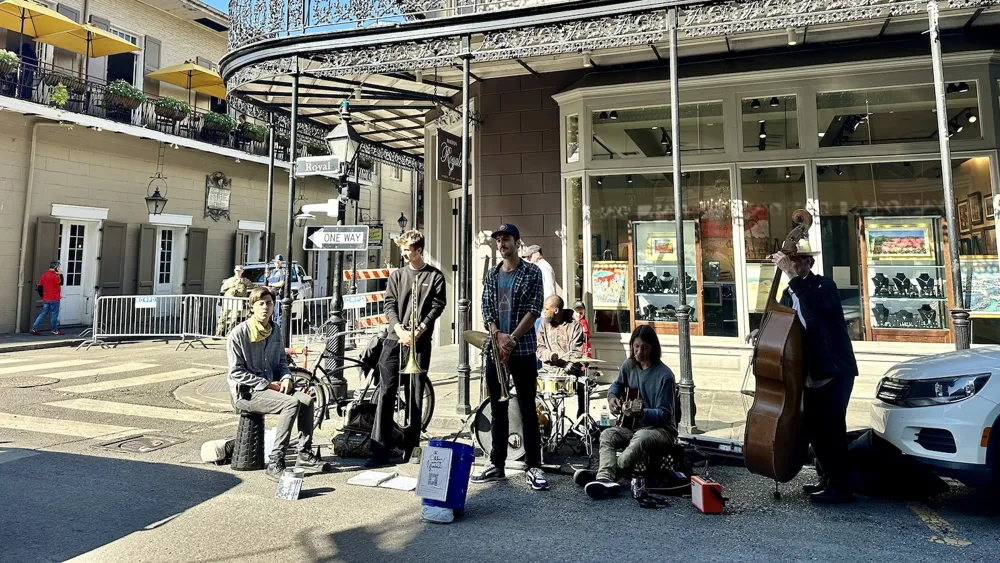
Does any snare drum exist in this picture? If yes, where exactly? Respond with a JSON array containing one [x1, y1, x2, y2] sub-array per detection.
[[537, 373, 576, 396]]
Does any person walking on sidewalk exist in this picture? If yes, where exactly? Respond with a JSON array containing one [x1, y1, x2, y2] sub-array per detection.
[[523, 245, 556, 299], [471, 223, 549, 491], [227, 286, 323, 480], [31, 262, 63, 335], [366, 230, 447, 468]]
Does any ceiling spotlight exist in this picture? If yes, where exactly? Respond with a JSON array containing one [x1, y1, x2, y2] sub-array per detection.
[[835, 166, 844, 176], [750, 99, 761, 110], [582, 50, 593, 68], [660, 130, 669, 147], [758, 122, 767, 139], [609, 110, 619, 120], [769, 97, 780, 108], [754, 168, 764, 176], [597, 176, 603, 186], [817, 166, 827, 175], [627, 174, 633, 184], [681, 172, 690, 179], [966, 111, 977, 124], [818, 132, 825, 138], [784, 167, 791, 179], [946, 83, 957, 94], [787, 28, 799, 46], [171, 143, 178, 149], [599, 111, 608, 120], [957, 82, 969, 93]]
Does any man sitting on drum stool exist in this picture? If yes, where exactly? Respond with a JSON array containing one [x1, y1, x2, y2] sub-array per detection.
[[536, 295, 588, 417]]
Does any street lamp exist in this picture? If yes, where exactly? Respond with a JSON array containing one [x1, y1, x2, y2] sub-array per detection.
[[397, 212, 408, 267], [145, 173, 168, 215], [294, 207, 313, 228]]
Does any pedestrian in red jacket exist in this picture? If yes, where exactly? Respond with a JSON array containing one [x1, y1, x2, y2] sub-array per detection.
[[31, 262, 63, 335]]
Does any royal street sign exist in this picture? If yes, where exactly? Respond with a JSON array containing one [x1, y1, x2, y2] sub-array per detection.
[[294, 156, 341, 177], [304, 225, 369, 251]]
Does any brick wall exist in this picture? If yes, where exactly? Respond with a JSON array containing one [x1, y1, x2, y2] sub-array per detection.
[[478, 71, 582, 296]]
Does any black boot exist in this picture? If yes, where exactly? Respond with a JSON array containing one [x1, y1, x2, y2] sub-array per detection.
[[364, 442, 391, 468], [296, 447, 323, 469], [265, 452, 286, 481], [802, 478, 829, 495], [810, 487, 855, 504]]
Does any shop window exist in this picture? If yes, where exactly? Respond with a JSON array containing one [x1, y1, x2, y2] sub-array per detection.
[[954, 157, 999, 345], [591, 102, 724, 160], [743, 95, 798, 152], [816, 83, 980, 147], [816, 158, 994, 344], [588, 170, 737, 337], [564, 177, 584, 307], [741, 166, 807, 332], [566, 114, 579, 163]]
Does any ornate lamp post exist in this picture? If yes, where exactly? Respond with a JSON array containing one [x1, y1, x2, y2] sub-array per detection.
[[397, 212, 408, 267]]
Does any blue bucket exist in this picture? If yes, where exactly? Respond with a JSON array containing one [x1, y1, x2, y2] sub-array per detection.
[[421, 439, 475, 513]]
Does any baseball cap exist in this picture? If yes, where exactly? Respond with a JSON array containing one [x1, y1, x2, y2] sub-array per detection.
[[522, 244, 541, 255], [274, 254, 285, 261], [491, 223, 520, 241], [573, 300, 586, 310]]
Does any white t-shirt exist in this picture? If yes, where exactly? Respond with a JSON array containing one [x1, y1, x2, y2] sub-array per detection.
[[536, 258, 556, 299]]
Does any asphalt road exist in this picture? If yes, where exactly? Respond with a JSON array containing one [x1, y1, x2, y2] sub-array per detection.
[[0, 342, 998, 563]]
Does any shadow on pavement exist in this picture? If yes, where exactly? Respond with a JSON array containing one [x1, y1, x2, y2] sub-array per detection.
[[0, 448, 241, 562]]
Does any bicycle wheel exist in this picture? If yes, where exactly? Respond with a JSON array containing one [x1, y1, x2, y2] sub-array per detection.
[[392, 374, 435, 432], [288, 366, 329, 431]]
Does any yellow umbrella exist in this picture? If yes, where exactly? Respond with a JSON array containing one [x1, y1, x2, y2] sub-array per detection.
[[35, 24, 140, 58], [0, 0, 79, 38], [147, 62, 227, 103]]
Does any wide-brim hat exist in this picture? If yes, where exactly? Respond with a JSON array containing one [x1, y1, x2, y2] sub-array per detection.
[[793, 240, 820, 257]]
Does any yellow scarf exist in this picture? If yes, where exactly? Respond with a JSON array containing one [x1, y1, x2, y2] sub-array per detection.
[[249, 316, 272, 343]]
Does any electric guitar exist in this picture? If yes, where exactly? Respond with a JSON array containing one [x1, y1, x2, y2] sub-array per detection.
[[615, 387, 641, 431]]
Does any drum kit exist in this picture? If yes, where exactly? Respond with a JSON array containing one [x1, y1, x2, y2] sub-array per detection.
[[463, 330, 605, 465]]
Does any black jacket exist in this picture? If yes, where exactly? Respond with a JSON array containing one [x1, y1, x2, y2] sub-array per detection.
[[384, 264, 447, 344], [780, 272, 858, 381]]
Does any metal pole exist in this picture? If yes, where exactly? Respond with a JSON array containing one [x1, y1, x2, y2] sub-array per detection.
[[411, 169, 419, 229], [281, 73, 299, 348], [351, 198, 359, 294], [264, 113, 276, 279], [456, 37, 473, 415], [928, 0, 970, 350], [669, 8, 697, 433], [327, 175, 347, 377]]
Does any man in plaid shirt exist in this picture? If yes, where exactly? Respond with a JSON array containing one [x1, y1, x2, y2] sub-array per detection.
[[471, 223, 548, 491]]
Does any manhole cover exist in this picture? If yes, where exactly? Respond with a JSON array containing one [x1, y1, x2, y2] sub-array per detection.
[[0, 376, 57, 388], [100, 435, 184, 453]]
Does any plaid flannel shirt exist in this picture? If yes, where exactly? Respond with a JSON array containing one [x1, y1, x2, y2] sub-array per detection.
[[482, 259, 543, 358]]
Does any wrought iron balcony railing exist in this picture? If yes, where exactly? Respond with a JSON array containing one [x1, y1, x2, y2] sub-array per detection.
[[227, 0, 565, 51], [0, 59, 326, 161]]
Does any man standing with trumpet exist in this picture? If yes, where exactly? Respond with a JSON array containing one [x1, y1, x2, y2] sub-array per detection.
[[367, 230, 447, 468], [471, 224, 548, 491]]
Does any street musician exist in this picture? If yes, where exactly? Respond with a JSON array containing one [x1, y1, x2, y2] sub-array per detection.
[[536, 295, 589, 417], [574, 325, 676, 500]]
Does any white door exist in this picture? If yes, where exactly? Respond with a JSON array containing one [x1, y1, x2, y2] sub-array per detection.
[[154, 227, 175, 296], [57, 221, 93, 326]]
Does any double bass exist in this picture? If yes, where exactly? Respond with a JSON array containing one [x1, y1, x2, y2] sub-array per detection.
[[744, 209, 813, 484]]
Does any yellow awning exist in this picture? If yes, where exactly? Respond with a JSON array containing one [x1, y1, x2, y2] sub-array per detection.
[[35, 23, 140, 57], [0, 0, 80, 38], [147, 62, 227, 99]]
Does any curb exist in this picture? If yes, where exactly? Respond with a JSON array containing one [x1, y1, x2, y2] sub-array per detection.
[[0, 339, 84, 354]]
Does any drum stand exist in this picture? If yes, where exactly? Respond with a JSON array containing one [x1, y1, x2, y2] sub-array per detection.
[[556, 375, 599, 458]]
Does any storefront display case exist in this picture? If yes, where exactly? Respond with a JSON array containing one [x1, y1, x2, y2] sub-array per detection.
[[859, 215, 954, 343], [628, 219, 703, 335]]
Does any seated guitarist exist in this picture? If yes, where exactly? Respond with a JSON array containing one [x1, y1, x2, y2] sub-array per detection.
[[574, 325, 677, 499]]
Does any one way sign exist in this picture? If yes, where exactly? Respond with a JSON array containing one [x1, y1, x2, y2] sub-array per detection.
[[304, 225, 369, 251]]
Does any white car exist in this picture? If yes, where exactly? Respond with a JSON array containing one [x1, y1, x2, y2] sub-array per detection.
[[871, 347, 1000, 487]]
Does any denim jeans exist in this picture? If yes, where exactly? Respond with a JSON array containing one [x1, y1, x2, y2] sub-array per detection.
[[32, 300, 60, 332]]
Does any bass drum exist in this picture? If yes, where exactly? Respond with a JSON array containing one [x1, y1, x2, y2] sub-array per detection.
[[472, 398, 526, 462]]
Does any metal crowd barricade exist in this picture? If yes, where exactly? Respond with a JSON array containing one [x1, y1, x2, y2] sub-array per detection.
[[79, 294, 249, 351], [287, 291, 389, 350]]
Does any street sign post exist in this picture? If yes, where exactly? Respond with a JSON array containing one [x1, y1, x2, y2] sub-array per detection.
[[294, 156, 341, 177], [304, 225, 369, 251]]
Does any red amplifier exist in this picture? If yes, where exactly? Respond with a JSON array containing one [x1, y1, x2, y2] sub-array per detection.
[[691, 476, 725, 514]]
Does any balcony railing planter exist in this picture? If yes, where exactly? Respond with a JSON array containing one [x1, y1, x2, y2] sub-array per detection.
[[240, 122, 267, 143], [153, 97, 192, 122], [41, 72, 85, 93], [306, 140, 329, 156], [105, 79, 145, 111], [0, 49, 18, 75], [202, 112, 237, 133], [276, 132, 291, 148]]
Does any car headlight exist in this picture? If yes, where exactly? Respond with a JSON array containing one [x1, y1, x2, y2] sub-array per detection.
[[901, 373, 991, 407]]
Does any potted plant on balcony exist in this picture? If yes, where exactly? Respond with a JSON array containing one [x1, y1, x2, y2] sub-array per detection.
[[276, 133, 291, 148], [49, 83, 68, 108], [153, 97, 191, 122], [0, 49, 18, 75], [202, 112, 237, 134], [358, 157, 374, 171], [240, 122, 267, 143], [105, 79, 145, 111], [306, 139, 329, 156]]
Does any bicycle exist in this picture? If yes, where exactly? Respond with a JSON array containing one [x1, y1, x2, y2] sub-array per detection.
[[285, 331, 435, 436]]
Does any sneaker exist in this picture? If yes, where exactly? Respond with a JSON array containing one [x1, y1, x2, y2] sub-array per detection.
[[573, 469, 597, 487], [30, 330, 40, 336], [265, 455, 286, 482], [51, 330, 64, 335], [471, 463, 506, 484], [526, 467, 549, 491], [295, 448, 323, 469], [585, 478, 621, 500]]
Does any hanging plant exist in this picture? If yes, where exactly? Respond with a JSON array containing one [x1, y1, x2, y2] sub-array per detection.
[[49, 83, 69, 108], [241, 122, 268, 143], [153, 97, 191, 121], [202, 111, 238, 133], [357, 157, 374, 171], [276, 133, 291, 148], [306, 140, 329, 156], [105, 79, 145, 110], [0, 49, 18, 74]]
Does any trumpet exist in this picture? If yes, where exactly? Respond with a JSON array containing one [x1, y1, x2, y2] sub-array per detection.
[[399, 279, 426, 376], [489, 330, 512, 403]]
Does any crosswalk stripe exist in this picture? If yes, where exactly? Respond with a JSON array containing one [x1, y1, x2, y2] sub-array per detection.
[[45, 399, 232, 423], [45, 363, 160, 380], [0, 359, 102, 376], [0, 358, 30, 365], [0, 412, 141, 438], [58, 368, 217, 394]]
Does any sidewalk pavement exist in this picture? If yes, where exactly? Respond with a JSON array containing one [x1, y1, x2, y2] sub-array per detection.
[[176, 344, 874, 440], [0, 329, 87, 353]]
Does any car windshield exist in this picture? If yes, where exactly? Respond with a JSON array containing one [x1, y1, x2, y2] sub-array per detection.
[[244, 265, 299, 283]]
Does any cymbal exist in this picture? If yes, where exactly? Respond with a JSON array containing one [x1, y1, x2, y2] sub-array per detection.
[[566, 357, 606, 364], [462, 330, 489, 350]]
